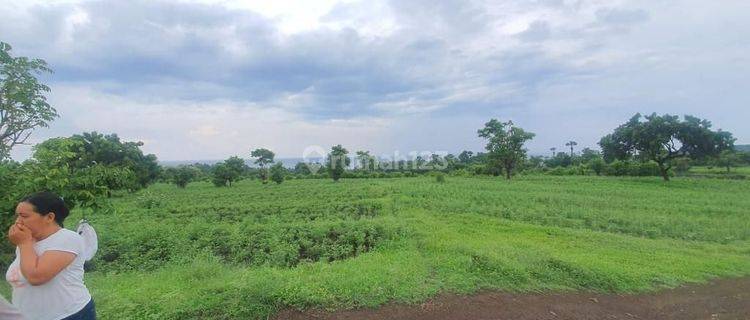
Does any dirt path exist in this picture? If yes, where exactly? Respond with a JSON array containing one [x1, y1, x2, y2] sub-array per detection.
[[276, 278, 750, 320]]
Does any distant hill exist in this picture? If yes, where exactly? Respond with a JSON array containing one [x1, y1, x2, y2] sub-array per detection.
[[736, 144, 750, 152]]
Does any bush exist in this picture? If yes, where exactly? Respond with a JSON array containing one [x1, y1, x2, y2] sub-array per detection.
[[270, 163, 285, 184], [435, 172, 446, 183], [673, 157, 691, 176], [590, 158, 605, 176]]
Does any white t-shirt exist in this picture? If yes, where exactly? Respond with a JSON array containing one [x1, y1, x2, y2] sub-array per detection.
[[0, 294, 24, 320], [5, 228, 92, 320]]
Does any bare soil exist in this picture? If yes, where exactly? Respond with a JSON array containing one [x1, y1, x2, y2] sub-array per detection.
[[275, 278, 750, 320]]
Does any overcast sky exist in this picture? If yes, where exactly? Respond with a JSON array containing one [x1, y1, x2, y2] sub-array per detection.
[[2, 0, 749, 161]]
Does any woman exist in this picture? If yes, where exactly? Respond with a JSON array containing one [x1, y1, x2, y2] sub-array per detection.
[[6, 192, 95, 320]]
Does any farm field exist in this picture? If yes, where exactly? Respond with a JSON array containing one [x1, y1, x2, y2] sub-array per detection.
[[5, 175, 749, 319]]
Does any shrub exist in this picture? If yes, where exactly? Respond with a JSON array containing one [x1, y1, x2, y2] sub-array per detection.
[[435, 172, 446, 183]]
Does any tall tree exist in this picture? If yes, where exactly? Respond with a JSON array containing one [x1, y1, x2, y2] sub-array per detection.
[[565, 140, 578, 157], [1, 42, 57, 159], [550, 147, 556, 157], [250, 148, 275, 184], [477, 119, 535, 179], [599, 113, 734, 181], [356, 150, 376, 171], [326, 145, 350, 182], [458, 150, 474, 164]]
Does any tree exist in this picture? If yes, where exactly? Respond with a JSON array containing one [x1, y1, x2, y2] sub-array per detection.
[[77, 132, 159, 188], [580, 147, 601, 164], [550, 147, 556, 157], [326, 145, 350, 182], [458, 150, 474, 164], [1, 42, 57, 159], [545, 152, 573, 168], [715, 150, 739, 173], [212, 156, 247, 187], [356, 150, 376, 171], [294, 162, 311, 175], [32, 132, 160, 190], [212, 163, 232, 187], [250, 148, 275, 184], [599, 113, 734, 181], [565, 141, 578, 157], [477, 119, 535, 179], [526, 156, 545, 170], [270, 162, 285, 184], [166, 165, 199, 188]]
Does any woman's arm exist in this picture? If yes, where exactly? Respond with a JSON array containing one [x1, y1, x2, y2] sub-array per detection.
[[10, 224, 76, 286], [17, 242, 76, 286]]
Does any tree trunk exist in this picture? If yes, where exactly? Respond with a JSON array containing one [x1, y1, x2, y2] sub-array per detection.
[[504, 164, 512, 180], [657, 161, 670, 181]]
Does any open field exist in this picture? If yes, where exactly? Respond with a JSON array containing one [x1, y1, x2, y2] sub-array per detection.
[[4, 175, 749, 319]]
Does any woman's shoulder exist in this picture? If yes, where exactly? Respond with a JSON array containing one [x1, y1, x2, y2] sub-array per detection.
[[54, 228, 83, 241], [41, 228, 84, 253]]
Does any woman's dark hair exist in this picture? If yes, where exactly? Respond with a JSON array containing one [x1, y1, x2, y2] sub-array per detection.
[[21, 192, 69, 228]]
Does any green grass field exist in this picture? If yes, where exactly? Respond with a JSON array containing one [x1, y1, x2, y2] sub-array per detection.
[[3, 175, 749, 319]]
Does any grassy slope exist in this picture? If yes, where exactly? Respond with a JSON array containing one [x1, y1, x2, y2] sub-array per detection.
[[3, 176, 749, 319]]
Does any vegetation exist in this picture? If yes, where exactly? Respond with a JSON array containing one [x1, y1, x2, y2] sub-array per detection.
[[599, 113, 735, 181], [164, 165, 200, 188], [250, 148, 275, 184], [1, 40, 749, 319], [269, 162, 285, 185], [326, 145, 350, 182], [0, 42, 57, 159], [211, 156, 247, 187], [477, 119, 535, 179], [1, 176, 744, 319]]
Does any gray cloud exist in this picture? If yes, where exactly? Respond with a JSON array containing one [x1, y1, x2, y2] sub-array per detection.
[[2, 0, 749, 160]]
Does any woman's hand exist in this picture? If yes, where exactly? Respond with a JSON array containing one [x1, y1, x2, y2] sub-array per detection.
[[8, 224, 33, 246]]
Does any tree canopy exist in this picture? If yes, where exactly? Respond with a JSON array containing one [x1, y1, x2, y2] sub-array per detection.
[[477, 119, 535, 179], [0, 42, 57, 159], [599, 113, 735, 181], [326, 145, 350, 182]]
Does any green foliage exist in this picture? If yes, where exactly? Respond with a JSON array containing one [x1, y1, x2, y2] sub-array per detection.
[[356, 150, 377, 171], [599, 113, 735, 181], [212, 156, 247, 187], [715, 150, 740, 173], [0, 41, 57, 159], [565, 140, 578, 156], [51, 176, 750, 319], [434, 172, 446, 183], [250, 148, 274, 183], [0, 157, 128, 265], [590, 158, 605, 176], [269, 162, 285, 184], [32, 132, 160, 190], [545, 152, 573, 168], [478, 119, 535, 179], [165, 165, 200, 188], [326, 145, 350, 182], [672, 157, 691, 176]]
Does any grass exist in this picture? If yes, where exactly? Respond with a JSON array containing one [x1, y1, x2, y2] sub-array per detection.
[[2, 175, 749, 319], [689, 165, 750, 175]]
